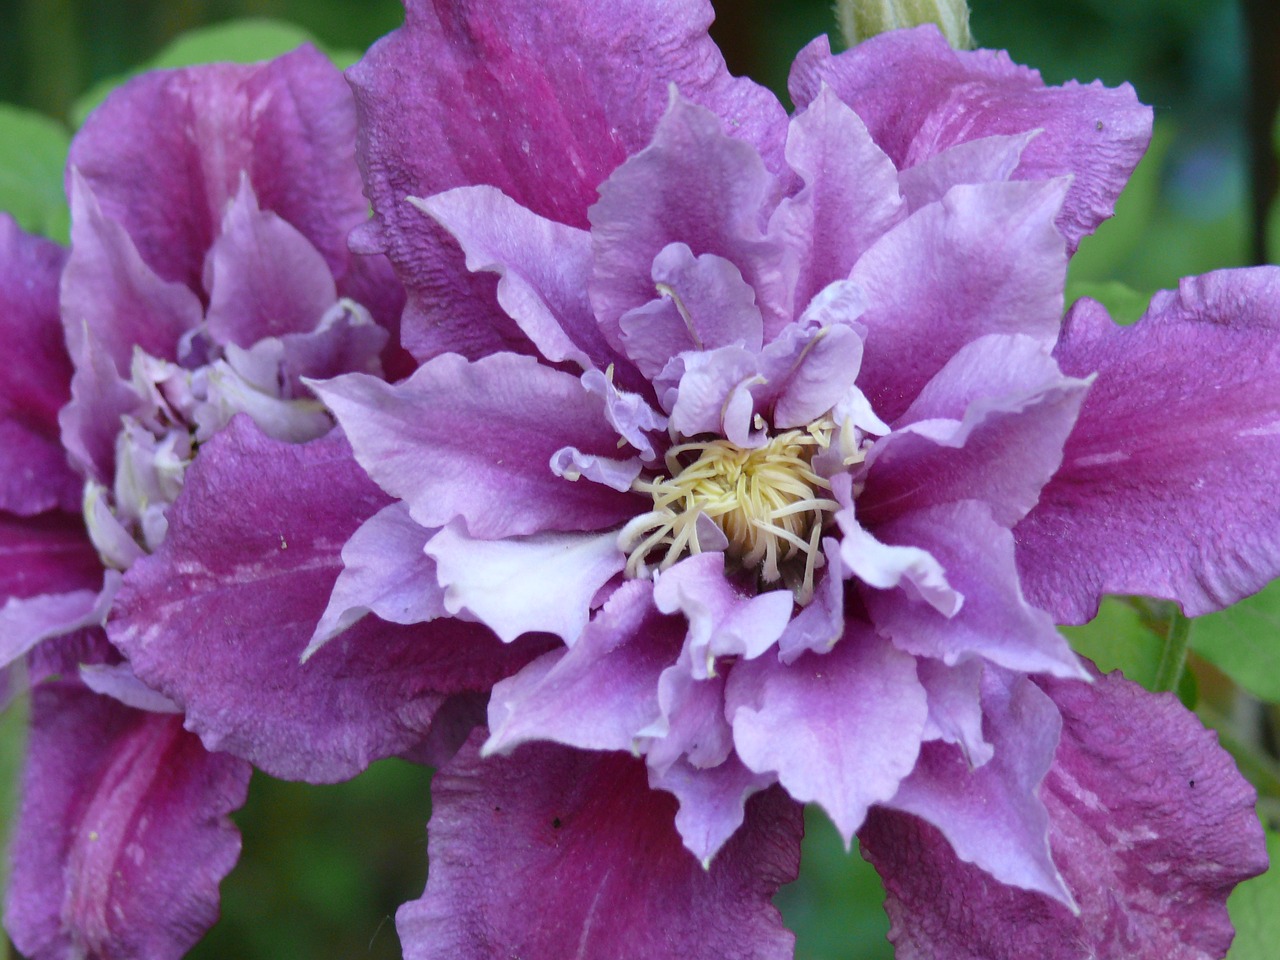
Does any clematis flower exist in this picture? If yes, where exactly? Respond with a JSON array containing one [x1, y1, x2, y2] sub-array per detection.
[[109, 3, 1277, 958], [2, 45, 414, 960]]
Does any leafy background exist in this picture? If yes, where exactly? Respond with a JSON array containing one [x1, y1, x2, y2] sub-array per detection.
[[1, 0, 1277, 957]]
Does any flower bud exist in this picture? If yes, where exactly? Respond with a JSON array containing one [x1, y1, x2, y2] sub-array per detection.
[[835, 0, 973, 49]]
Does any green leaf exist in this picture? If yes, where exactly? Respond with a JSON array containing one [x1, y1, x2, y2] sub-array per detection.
[[1191, 580, 1280, 704], [0, 104, 70, 243], [775, 807, 892, 960], [1062, 597, 1164, 688], [71, 19, 330, 128], [1064, 279, 1151, 327], [1225, 827, 1280, 959]]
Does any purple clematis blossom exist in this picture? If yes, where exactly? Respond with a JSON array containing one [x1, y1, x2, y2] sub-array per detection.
[[2, 46, 413, 960], [108, 3, 1276, 958]]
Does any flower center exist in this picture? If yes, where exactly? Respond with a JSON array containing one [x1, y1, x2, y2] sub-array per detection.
[[620, 421, 839, 603]]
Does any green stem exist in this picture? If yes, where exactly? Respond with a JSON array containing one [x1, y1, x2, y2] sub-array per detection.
[[1153, 609, 1192, 693]]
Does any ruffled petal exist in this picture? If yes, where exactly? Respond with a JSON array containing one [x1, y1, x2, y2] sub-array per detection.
[[109, 419, 545, 782], [1017, 268, 1280, 621], [396, 734, 801, 960], [789, 26, 1152, 251], [313, 353, 638, 539], [4, 681, 250, 960], [727, 622, 927, 843], [860, 671, 1267, 960], [648, 753, 777, 866], [350, 0, 786, 360]]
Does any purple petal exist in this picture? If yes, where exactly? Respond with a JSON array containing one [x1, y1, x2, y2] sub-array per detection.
[[4, 681, 250, 960], [425, 520, 624, 645], [485, 579, 679, 754], [350, 0, 786, 360], [109, 418, 546, 781], [897, 132, 1039, 211], [313, 353, 638, 539], [789, 26, 1152, 250], [69, 46, 366, 291], [727, 621, 927, 842], [861, 671, 1267, 960], [776, 539, 845, 664], [396, 734, 801, 960], [1017, 268, 1280, 621], [652, 553, 794, 679], [859, 335, 1089, 530], [0, 510, 101, 601], [201, 177, 338, 347], [774, 85, 905, 311], [766, 320, 868, 430], [649, 753, 777, 866], [0, 215, 77, 515], [916, 658, 992, 767], [415, 186, 628, 379], [867, 502, 1085, 678], [884, 669, 1070, 905], [306, 502, 445, 658], [589, 94, 789, 344], [849, 179, 1068, 421]]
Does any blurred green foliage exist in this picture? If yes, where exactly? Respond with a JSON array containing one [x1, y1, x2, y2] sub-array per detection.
[[0, 1, 1271, 958]]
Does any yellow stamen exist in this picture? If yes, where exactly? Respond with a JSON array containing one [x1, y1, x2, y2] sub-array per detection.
[[619, 421, 838, 604]]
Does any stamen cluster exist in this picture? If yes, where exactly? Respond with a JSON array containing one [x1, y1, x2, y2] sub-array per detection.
[[620, 421, 838, 603]]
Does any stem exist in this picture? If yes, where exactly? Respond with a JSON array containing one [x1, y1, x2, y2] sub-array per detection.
[[1153, 609, 1192, 693]]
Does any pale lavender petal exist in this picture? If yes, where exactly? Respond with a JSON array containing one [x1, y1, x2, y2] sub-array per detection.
[[69, 46, 367, 291], [868, 502, 1085, 679], [834, 476, 961, 617], [580, 367, 667, 462], [110, 419, 547, 782], [619, 243, 764, 378], [0, 572, 117, 671], [1017, 268, 1280, 621], [645, 659, 733, 772], [396, 734, 801, 960], [305, 502, 445, 659], [664, 345, 759, 439], [549, 447, 643, 492], [897, 132, 1039, 211], [58, 322, 141, 484], [649, 753, 776, 866], [916, 658, 992, 767], [777, 539, 845, 664], [848, 179, 1068, 421], [62, 174, 204, 375], [859, 335, 1090, 530], [789, 26, 1152, 250], [79, 662, 182, 715], [652, 553, 794, 679], [201, 177, 338, 346], [727, 622, 927, 842], [425, 520, 624, 645], [351, 0, 786, 361], [767, 321, 867, 429], [884, 669, 1070, 905], [4, 681, 250, 960], [485, 579, 679, 754], [0, 215, 77, 515], [773, 85, 905, 310], [314, 354, 637, 539], [251, 298, 388, 393], [589, 94, 788, 345], [861, 671, 1267, 960]]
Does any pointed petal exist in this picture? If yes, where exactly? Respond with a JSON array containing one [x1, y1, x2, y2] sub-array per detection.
[[648, 753, 777, 866]]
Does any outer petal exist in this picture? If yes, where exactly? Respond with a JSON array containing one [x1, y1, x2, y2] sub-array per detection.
[[848, 179, 1068, 422], [350, 0, 786, 360], [0, 215, 77, 515], [313, 354, 638, 539], [396, 734, 801, 960], [860, 672, 1267, 960], [0, 511, 101, 601], [1016, 269, 1280, 621], [789, 26, 1152, 250], [727, 622, 927, 843], [109, 418, 545, 781], [68, 46, 367, 291], [4, 681, 250, 960]]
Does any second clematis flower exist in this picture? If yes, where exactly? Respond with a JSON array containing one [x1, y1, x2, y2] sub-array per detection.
[[110, 2, 1278, 957]]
